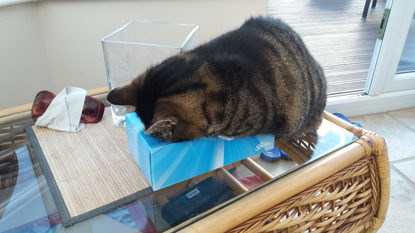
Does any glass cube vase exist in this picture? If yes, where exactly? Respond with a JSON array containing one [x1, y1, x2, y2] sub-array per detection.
[[102, 20, 199, 126]]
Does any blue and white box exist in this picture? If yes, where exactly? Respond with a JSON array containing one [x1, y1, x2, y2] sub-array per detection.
[[125, 112, 275, 190]]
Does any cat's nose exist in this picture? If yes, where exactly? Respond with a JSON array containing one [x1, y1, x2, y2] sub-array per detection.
[[107, 89, 120, 105]]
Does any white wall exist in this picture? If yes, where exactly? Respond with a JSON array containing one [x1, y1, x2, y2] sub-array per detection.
[[0, 0, 266, 109], [0, 2, 52, 109]]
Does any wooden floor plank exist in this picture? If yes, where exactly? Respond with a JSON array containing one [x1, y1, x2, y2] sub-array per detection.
[[267, 0, 386, 94]]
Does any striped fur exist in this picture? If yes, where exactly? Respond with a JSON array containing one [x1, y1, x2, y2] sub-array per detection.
[[107, 17, 327, 142]]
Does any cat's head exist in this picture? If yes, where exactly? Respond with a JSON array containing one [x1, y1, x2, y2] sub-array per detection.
[[107, 55, 208, 142]]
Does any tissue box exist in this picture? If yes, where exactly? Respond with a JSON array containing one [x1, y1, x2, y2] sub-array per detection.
[[126, 113, 275, 190]]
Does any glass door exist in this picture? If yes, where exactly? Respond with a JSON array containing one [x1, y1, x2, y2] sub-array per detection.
[[365, 0, 415, 95]]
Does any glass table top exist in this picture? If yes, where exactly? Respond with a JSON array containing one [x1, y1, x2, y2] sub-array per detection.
[[0, 118, 358, 233]]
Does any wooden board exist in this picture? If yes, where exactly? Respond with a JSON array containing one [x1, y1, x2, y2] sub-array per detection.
[[26, 108, 151, 226]]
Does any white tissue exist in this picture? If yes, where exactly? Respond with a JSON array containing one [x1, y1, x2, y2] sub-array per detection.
[[218, 135, 234, 141], [35, 86, 87, 132]]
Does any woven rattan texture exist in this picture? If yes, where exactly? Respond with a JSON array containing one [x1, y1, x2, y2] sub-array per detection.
[[228, 155, 379, 233]]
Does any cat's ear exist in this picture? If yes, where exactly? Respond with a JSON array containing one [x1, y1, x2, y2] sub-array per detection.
[[144, 117, 178, 141], [107, 80, 140, 106]]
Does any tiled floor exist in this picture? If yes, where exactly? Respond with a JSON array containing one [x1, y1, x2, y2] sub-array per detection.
[[349, 108, 415, 233]]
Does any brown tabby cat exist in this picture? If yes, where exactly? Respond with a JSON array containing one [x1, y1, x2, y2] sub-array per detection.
[[107, 16, 327, 142]]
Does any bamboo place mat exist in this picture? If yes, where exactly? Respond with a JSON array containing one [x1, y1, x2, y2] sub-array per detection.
[[26, 108, 151, 227]]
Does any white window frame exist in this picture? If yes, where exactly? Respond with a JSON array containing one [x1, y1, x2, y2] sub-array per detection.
[[327, 0, 415, 116], [366, 0, 415, 95]]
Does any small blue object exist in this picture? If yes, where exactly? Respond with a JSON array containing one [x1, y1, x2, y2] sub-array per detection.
[[333, 113, 362, 128], [351, 121, 362, 128], [261, 147, 293, 162], [228, 167, 237, 175], [280, 149, 291, 160], [333, 113, 349, 122], [261, 147, 282, 162]]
